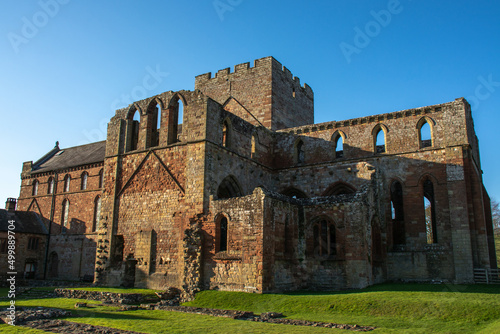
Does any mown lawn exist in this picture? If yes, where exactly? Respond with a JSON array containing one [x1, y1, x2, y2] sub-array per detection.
[[0, 284, 499, 333]]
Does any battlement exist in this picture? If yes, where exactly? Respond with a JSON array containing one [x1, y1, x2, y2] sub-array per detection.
[[195, 56, 313, 98]]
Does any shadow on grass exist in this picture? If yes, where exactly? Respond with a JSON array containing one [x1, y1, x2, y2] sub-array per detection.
[[284, 283, 500, 296]]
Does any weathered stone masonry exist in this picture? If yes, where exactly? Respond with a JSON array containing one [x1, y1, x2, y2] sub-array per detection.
[[16, 56, 497, 292]]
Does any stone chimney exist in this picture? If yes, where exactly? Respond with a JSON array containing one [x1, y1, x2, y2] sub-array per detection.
[[5, 198, 17, 212]]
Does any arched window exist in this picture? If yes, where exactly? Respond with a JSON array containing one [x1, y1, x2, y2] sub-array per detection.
[[47, 177, 54, 194], [375, 129, 385, 153], [222, 119, 231, 148], [63, 175, 70, 193], [390, 181, 405, 246], [217, 176, 243, 199], [98, 169, 104, 188], [93, 196, 101, 232], [419, 120, 432, 148], [61, 199, 69, 229], [32, 180, 39, 196], [127, 108, 140, 152], [295, 139, 305, 164], [332, 131, 346, 159], [81, 172, 88, 190], [217, 215, 228, 252], [423, 179, 437, 244], [322, 182, 356, 196], [166, 95, 184, 144], [313, 219, 336, 258]]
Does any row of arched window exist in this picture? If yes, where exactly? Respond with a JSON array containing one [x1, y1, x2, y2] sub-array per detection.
[[390, 178, 438, 247], [295, 117, 435, 164], [60, 196, 101, 233], [32, 169, 104, 196], [126, 95, 184, 152]]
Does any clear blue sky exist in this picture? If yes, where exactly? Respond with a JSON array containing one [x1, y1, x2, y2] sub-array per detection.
[[1, 0, 500, 204]]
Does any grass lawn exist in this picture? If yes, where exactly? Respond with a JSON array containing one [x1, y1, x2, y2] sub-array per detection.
[[0, 284, 499, 333]]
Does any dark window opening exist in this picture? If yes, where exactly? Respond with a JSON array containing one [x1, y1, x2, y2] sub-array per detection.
[[28, 237, 39, 250], [219, 217, 228, 252], [24, 262, 36, 279], [313, 220, 336, 258], [323, 183, 356, 196], [281, 187, 308, 199], [129, 110, 140, 151], [296, 140, 304, 163], [222, 120, 230, 148], [391, 181, 405, 246], [217, 176, 242, 199]]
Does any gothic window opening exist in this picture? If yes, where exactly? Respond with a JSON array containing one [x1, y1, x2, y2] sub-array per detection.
[[313, 220, 336, 258], [48, 177, 54, 194], [218, 216, 228, 252], [295, 139, 305, 164], [423, 179, 437, 244], [128, 109, 140, 152], [322, 182, 356, 196], [335, 135, 344, 158], [281, 187, 308, 199], [24, 261, 36, 279], [61, 199, 69, 229], [81, 172, 88, 190], [93, 196, 101, 232], [32, 180, 39, 196], [222, 120, 231, 148], [63, 175, 70, 193], [217, 175, 242, 199], [420, 121, 432, 148], [375, 128, 386, 153], [251, 134, 257, 158], [390, 181, 405, 246], [151, 103, 162, 147], [98, 169, 104, 188]]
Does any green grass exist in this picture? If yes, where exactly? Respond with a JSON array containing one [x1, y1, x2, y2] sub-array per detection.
[[0, 284, 499, 333]]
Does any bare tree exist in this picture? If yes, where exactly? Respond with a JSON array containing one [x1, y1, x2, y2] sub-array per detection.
[[491, 199, 500, 233]]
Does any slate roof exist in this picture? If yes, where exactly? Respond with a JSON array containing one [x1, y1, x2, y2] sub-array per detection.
[[0, 210, 49, 235], [32, 141, 106, 174]]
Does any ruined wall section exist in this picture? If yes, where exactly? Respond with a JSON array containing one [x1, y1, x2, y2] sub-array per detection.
[[275, 101, 455, 168], [260, 188, 376, 292], [97, 90, 210, 289], [206, 188, 266, 292]]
